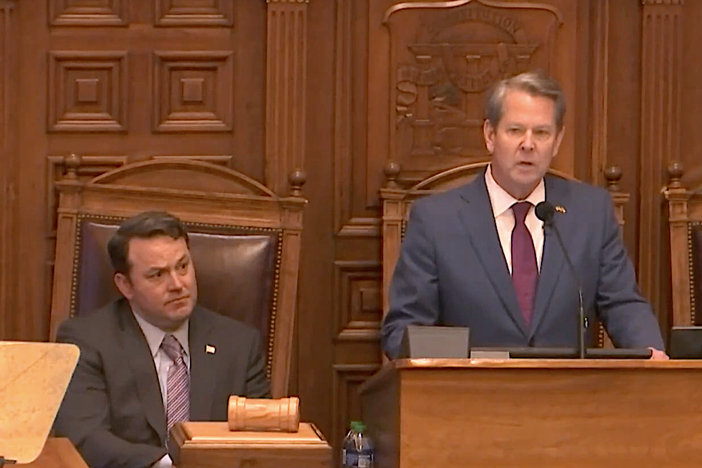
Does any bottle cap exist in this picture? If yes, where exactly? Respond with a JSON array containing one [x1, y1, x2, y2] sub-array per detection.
[[350, 420, 366, 432]]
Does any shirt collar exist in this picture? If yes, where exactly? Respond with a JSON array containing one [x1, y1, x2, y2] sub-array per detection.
[[485, 164, 546, 217], [131, 307, 190, 358]]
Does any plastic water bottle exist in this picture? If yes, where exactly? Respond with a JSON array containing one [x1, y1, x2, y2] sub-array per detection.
[[342, 420, 374, 468]]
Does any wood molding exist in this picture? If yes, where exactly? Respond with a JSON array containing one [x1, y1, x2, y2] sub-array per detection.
[[265, 0, 307, 194], [333, 260, 382, 340], [638, 0, 683, 318], [154, 0, 234, 27], [49, 0, 128, 27], [0, 1, 17, 338], [333, 0, 353, 233], [641, 0, 683, 5], [590, 0, 609, 182], [48, 51, 129, 133], [46, 155, 129, 240], [152, 51, 234, 133]]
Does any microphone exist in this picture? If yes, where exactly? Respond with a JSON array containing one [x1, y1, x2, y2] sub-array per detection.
[[535, 201, 587, 359]]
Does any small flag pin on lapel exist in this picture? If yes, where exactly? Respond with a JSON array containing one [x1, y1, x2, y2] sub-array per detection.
[[206, 345, 216, 354], [555, 205, 566, 214]]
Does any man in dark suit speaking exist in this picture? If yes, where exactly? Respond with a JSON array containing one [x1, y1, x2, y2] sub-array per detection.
[[381, 71, 667, 360], [54, 211, 270, 468]]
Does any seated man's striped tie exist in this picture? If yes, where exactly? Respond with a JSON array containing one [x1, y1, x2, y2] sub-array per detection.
[[161, 334, 189, 441]]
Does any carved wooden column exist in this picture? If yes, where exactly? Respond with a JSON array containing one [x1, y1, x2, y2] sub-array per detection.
[[265, 0, 308, 194], [638, 0, 683, 320], [0, 0, 17, 338]]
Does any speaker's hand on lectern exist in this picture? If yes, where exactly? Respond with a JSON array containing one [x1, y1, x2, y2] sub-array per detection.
[[648, 348, 669, 361]]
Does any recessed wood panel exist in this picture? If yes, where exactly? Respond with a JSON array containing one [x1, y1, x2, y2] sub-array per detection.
[[49, 0, 127, 26], [154, 0, 233, 27], [152, 51, 233, 133], [48, 51, 128, 132], [334, 261, 382, 341]]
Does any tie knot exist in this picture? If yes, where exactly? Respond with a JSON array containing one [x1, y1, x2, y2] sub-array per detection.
[[512, 202, 532, 224], [161, 334, 183, 362]]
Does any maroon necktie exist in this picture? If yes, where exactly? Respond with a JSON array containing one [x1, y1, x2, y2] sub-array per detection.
[[511, 202, 538, 325]]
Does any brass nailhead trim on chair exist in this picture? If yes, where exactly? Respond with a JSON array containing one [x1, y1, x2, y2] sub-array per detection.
[[689, 223, 697, 324], [266, 232, 284, 381]]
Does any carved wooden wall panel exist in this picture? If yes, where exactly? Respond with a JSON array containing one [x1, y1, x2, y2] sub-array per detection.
[[384, 2, 563, 171], [333, 260, 382, 341], [638, 0, 683, 330], [265, 0, 308, 195], [48, 51, 128, 132], [369, 0, 581, 190], [3, 1, 701, 466], [154, 0, 233, 26], [152, 51, 234, 132], [49, 0, 128, 26], [0, 0, 17, 339], [8, 0, 267, 343]]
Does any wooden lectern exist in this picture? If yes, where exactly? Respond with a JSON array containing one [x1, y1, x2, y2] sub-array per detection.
[[361, 359, 702, 468]]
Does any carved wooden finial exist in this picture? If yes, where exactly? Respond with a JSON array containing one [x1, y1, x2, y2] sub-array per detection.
[[667, 161, 684, 189], [64, 153, 82, 180], [289, 169, 306, 197], [384, 160, 401, 188], [603, 165, 623, 193]]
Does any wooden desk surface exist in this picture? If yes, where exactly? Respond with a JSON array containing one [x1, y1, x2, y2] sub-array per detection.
[[20, 438, 87, 468]]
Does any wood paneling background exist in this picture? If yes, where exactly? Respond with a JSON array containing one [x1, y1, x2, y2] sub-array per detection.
[[0, 0, 697, 465]]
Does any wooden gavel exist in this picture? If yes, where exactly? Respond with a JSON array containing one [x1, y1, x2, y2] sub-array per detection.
[[228, 396, 300, 432]]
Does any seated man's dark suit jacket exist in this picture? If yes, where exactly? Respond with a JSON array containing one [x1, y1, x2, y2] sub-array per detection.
[[54, 298, 271, 468], [382, 170, 665, 358]]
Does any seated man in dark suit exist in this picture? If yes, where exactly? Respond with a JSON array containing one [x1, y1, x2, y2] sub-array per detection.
[[54, 211, 270, 468], [382, 71, 668, 360]]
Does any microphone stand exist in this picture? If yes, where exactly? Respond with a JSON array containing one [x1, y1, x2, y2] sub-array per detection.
[[544, 221, 587, 359]]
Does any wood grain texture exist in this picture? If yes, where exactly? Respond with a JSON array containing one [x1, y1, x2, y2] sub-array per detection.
[[228, 396, 300, 432], [664, 164, 694, 326], [266, 0, 308, 193], [590, 0, 609, 182], [171, 421, 330, 468], [0, 0, 16, 340], [23, 438, 88, 468], [3, 0, 698, 462], [638, 0, 683, 324], [363, 359, 702, 468]]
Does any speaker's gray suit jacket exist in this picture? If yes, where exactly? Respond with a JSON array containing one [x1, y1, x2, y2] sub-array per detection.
[[382, 171, 665, 358], [54, 298, 270, 468]]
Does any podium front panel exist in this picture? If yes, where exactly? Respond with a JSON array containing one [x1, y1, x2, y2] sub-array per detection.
[[362, 359, 702, 468]]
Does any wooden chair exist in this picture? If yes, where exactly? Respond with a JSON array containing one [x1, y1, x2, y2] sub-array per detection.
[[664, 162, 702, 327], [49, 155, 306, 397], [380, 161, 630, 349]]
